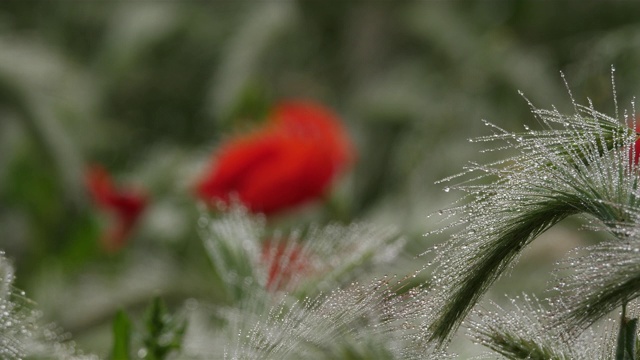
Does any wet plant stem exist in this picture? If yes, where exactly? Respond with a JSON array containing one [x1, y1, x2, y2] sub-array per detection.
[[615, 300, 638, 360]]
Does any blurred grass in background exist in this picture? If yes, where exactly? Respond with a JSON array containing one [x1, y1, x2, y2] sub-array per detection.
[[2, 0, 640, 356]]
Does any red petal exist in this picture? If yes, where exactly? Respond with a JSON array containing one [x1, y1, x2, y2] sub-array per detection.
[[196, 100, 355, 214], [270, 100, 355, 170], [196, 132, 283, 205], [86, 165, 147, 252], [239, 138, 334, 213], [86, 165, 116, 206]]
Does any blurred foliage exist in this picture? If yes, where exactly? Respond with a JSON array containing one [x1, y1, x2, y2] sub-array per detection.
[[110, 297, 186, 360], [2, 0, 640, 357]]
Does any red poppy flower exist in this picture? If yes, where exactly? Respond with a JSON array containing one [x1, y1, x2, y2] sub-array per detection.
[[86, 165, 147, 252], [260, 241, 313, 291], [196, 100, 355, 214]]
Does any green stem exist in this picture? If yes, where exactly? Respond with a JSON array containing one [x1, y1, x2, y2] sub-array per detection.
[[0, 73, 87, 212], [615, 301, 638, 360]]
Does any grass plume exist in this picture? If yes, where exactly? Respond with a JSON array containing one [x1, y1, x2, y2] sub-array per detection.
[[428, 91, 639, 344]]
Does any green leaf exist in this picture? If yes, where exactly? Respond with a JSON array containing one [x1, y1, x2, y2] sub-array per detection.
[[111, 310, 132, 360], [142, 296, 187, 360]]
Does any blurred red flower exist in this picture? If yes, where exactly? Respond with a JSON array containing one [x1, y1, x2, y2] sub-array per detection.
[[260, 241, 313, 291], [196, 100, 355, 214], [86, 165, 147, 252]]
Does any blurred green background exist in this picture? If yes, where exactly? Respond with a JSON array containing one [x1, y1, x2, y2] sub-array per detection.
[[1, 0, 640, 357]]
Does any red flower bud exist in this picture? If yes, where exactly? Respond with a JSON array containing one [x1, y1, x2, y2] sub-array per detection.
[[630, 129, 640, 167], [623, 118, 640, 167], [196, 100, 355, 214], [86, 165, 147, 252], [260, 241, 312, 291], [631, 139, 640, 166]]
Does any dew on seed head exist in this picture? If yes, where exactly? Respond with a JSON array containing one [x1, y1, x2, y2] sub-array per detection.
[[425, 77, 640, 344]]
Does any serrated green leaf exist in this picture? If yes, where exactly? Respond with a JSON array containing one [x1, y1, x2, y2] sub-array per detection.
[[142, 296, 186, 360]]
